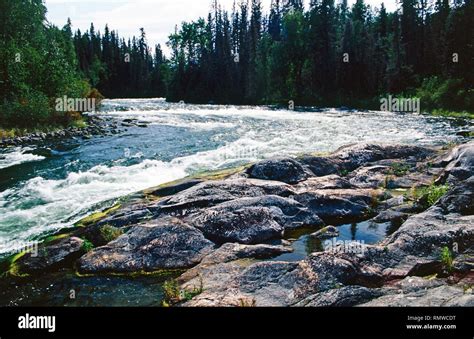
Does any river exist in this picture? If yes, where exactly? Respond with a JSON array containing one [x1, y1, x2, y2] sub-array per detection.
[[0, 98, 470, 255]]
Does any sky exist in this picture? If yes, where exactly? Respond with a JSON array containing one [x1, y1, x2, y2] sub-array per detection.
[[45, 0, 399, 56]]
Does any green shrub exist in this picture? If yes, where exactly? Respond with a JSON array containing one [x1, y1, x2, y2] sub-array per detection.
[[162, 279, 181, 305], [390, 163, 410, 177], [99, 225, 123, 243], [417, 76, 474, 112], [81, 239, 94, 252], [407, 184, 450, 209], [162, 276, 204, 306], [440, 246, 454, 272], [423, 184, 450, 207]]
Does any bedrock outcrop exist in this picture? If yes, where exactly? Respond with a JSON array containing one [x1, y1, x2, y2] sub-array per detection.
[[4, 142, 473, 307]]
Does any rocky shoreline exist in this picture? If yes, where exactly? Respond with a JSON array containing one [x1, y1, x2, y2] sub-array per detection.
[[1, 141, 473, 307], [0, 115, 121, 148]]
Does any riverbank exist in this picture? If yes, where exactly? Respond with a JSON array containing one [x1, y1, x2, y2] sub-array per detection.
[[1, 141, 472, 306], [0, 115, 120, 148]]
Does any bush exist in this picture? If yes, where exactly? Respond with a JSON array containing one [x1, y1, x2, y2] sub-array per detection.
[[1, 91, 52, 128], [417, 76, 474, 112], [407, 183, 450, 209], [99, 225, 123, 243], [440, 246, 454, 272], [81, 239, 94, 253]]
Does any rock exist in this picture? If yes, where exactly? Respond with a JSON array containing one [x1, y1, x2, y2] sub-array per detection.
[[372, 210, 410, 224], [198, 243, 293, 266], [381, 195, 405, 209], [309, 226, 339, 239], [293, 175, 352, 191], [247, 158, 310, 184], [183, 251, 364, 306], [178, 243, 293, 283], [435, 141, 474, 184], [298, 156, 341, 177], [296, 286, 381, 307], [456, 130, 473, 137], [383, 207, 474, 258], [453, 247, 474, 272], [294, 190, 375, 224], [95, 203, 152, 228], [15, 237, 85, 274], [156, 178, 295, 213], [362, 277, 473, 307], [192, 205, 284, 245], [78, 217, 215, 274], [145, 179, 204, 197], [332, 144, 434, 171], [190, 195, 324, 232], [437, 176, 474, 215], [390, 173, 433, 189], [348, 165, 390, 188], [183, 260, 314, 307]]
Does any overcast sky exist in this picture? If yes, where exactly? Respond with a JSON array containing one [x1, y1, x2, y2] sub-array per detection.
[[45, 0, 398, 55]]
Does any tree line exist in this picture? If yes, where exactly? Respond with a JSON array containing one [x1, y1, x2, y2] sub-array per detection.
[[1, 0, 473, 129], [165, 0, 473, 110]]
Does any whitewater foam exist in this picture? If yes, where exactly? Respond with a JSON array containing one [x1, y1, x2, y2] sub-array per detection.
[[0, 147, 45, 170], [0, 99, 465, 254]]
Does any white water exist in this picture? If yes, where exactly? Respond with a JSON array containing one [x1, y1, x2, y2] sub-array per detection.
[[0, 147, 45, 170], [0, 99, 467, 254]]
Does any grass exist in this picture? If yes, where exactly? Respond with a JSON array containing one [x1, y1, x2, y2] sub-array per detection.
[[440, 246, 454, 272], [76, 204, 121, 227], [81, 239, 94, 253], [431, 109, 474, 119], [339, 169, 350, 177], [238, 298, 257, 307], [162, 276, 204, 306], [1, 251, 30, 278], [0, 118, 88, 139], [405, 183, 450, 209], [99, 224, 123, 243], [390, 162, 410, 177]]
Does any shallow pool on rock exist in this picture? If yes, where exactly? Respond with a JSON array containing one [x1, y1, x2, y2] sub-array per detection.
[[272, 219, 403, 262]]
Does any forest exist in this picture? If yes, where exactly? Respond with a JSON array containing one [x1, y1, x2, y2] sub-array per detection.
[[0, 0, 473, 128]]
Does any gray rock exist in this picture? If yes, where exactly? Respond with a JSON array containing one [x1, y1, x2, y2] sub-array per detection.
[[191, 195, 324, 231], [157, 178, 295, 213], [348, 165, 390, 188], [294, 175, 353, 191], [15, 237, 85, 274], [294, 190, 373, 224], [296, 286, 381, 307], [78, 217, 215, 273], [248, 158, 310, 184], [372, 209, 410, 223], [193, 205, 284, 244], [298, 156, 341, 177], [179, 243, 293, 283], [146, 179, 204, 197], [309, 226, 339, 239], [437, 176, 474, 215], [333, 144, 434, 171], [183, 260, 315, 307], [362, 282, 472, 307], [435, 141, 474, 184]]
